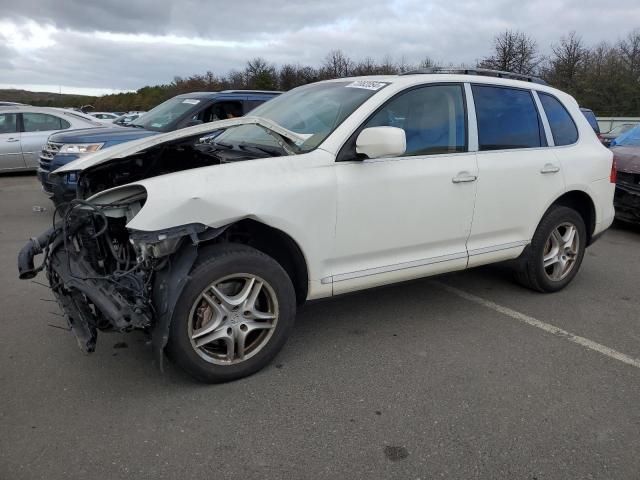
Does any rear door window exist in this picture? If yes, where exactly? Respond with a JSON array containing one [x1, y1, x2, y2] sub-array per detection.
[[22, 113, 71, 132], [0, 113, 18, 134], [539, 93, 578, 146], [472, 85, 545, 150]]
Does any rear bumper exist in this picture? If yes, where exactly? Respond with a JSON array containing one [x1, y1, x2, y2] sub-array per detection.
[[614, 180, 640, 224]]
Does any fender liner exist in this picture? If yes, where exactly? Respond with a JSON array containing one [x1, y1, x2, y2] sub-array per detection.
[[151, 241, 198, 371]]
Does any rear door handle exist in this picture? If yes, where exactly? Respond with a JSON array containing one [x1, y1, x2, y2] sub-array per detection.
[[6, 138, 19, 143], [452, 172, 477, 183], [540, 163, 560, 174]]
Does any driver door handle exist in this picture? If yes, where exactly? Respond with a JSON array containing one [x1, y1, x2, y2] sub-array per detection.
[[452, 172, 477, 183], [6, 137, 19, 143]]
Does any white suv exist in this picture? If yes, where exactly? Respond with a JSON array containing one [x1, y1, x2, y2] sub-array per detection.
[[19, 70, 616, 382]]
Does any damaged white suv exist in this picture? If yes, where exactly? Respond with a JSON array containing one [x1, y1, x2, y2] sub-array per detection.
[[19, 69, 616, 383]]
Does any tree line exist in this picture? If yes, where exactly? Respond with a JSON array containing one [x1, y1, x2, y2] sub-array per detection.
[[12, 29, 640, 117]]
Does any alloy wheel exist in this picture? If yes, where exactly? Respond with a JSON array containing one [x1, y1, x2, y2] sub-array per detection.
[[542, 222, 580, 281], [188, 274, 278, 365]]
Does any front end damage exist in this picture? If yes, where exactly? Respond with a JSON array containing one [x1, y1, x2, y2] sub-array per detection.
[[18, 115, 303, 366], [18, 189, 221, 365]]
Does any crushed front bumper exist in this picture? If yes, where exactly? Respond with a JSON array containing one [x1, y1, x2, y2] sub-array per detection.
[[18, 217, 201, 368], [18, 226, 152, 352]]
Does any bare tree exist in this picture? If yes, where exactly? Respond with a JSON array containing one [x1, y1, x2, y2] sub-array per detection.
[[544, 32, 588, 89], [479, 30, 540, 74], [321, 50, 353, 78]]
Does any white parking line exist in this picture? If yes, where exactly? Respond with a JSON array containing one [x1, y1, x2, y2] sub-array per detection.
[[433, 281, 640, 370]]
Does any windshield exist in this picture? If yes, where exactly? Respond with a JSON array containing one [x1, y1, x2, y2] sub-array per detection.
[[131, 96, 202, 132], [214, 80, 388, 153]]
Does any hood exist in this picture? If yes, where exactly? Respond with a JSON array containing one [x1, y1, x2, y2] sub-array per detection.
[[52, 116, 310, 175], [48, 126, 157, 144], [612, 146, 640, 174]]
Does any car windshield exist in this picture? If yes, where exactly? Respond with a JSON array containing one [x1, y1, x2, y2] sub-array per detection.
[[131, 97, 202, 132], [214, 80, 389, 153]]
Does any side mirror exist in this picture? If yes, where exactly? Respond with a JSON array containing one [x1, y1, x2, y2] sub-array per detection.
[[355, 126, 406, 159]]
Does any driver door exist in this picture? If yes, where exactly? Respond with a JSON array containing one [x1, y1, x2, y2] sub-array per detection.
[[330, 84, 477, 294]]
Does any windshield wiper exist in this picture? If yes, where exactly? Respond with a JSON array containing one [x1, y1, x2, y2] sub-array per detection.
[[211, 141, 234, 150], [237, 143, 283, 156], [128, 123, 146, 129]]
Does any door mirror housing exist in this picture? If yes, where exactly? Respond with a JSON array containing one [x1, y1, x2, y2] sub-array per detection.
[[355, 126, 406, 159]]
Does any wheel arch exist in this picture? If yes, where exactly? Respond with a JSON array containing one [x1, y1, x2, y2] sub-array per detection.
[[546, 190, 597, 245], [201, 219, 309, 305]]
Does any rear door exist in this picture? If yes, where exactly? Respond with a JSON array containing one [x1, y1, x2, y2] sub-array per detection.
[[0, 112, 24, 170], [466, 84, 565, 267], [20, 112, 72, 168]]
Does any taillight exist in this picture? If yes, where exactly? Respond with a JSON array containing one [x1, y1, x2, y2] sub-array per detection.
[[610, 156, 617, 183]]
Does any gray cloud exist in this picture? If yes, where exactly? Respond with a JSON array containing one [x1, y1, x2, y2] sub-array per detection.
[[0, 0, 638, 93]]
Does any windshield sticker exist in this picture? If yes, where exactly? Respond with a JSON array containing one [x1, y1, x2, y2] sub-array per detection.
[[345, 80, 388, 91], [151, 123, 163, 128], [182, 99, 201, 105]]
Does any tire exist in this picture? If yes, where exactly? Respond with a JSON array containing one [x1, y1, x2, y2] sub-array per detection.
[[166, 243, 296, 383], [514, 205, 587, 293]]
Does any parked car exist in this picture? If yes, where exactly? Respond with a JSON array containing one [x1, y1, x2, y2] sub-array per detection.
[[19, 70, 615, 383], [0, 106, 104, 172], [610, 124, 640, 223], [113, 113, 141, 126], [579, 107, 603, 142], [89, 112, 120, 122], [39, 90, 280, 201], [601, 123, 636, 147]]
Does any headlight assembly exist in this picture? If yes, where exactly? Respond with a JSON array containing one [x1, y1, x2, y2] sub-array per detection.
[[59, 143, 104, 155]]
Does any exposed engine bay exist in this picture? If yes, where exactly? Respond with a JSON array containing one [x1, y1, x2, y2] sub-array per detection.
[[76, 133, 277, 199]]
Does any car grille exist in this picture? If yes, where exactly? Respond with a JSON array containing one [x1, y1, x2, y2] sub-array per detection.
[[39, 142, 63, 172]]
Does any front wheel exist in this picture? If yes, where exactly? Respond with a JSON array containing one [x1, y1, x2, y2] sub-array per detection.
[[515, 206, 587, 292], [166, 243, 296, 383]]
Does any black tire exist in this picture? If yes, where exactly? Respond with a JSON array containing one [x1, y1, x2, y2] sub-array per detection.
[[166, 243, 296, 383], [514, 205, 587, 293]]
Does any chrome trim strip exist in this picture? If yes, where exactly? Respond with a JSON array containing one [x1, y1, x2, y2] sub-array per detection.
[[329, 251, 468, 284], [468, 240, 529, 256]]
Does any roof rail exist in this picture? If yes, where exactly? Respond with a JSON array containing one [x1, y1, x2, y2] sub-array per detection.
[[399, 67, 548, 85], [219, 89, 282, 94]]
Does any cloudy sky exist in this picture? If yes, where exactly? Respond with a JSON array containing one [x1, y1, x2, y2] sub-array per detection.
[[0, 0, 638, 95]]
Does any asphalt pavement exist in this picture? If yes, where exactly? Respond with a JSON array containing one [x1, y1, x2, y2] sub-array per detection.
[[1, 173, 639, 480]]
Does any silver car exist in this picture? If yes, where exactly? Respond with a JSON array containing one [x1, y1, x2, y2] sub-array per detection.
[[0, 106, 104, 172]]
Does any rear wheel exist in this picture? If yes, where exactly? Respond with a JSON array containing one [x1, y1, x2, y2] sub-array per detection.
[[166, 243, 296, 383], [515, 206, 587, 292]]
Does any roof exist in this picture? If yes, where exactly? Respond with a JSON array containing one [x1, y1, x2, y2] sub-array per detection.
[[321, 72, 571, 99]]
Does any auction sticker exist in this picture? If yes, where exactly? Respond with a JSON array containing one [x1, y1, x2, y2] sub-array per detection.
[[182, 99, 201, 104], [345, 80, 388, 90]]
